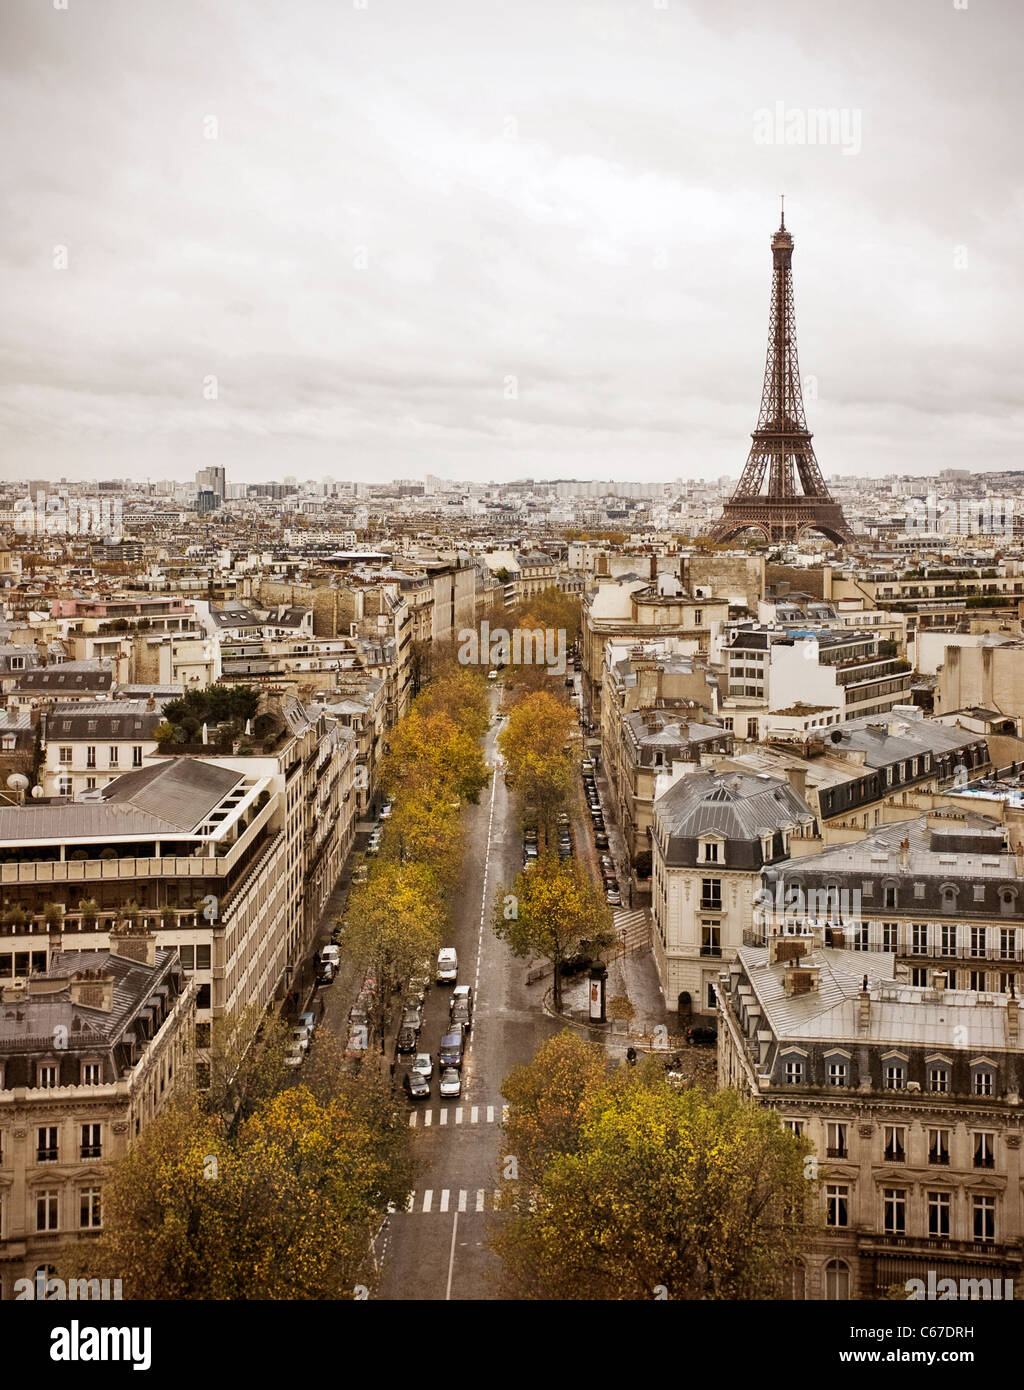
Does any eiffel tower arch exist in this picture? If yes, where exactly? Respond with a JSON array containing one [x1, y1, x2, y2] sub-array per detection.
[[707, 208, 854, 547]]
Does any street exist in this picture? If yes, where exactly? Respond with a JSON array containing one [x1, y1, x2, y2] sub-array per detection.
[[373, 692, 564, 1301]]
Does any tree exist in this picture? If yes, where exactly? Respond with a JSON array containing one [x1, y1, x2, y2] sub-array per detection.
[[491, 1060, 817, 1300], [498, 689, 575, 829], [342, 860, 447, 1045], [383, 708, 488, 805], [62, 1074, 415, 1299], [499, 1031, 612, 1186], [386, 791, 463, 888], [206, 1004, 291, 1133], [494, 853, 613, 1010]]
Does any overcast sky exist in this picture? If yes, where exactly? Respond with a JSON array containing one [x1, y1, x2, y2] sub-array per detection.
[[1, 0, 1022, 487]]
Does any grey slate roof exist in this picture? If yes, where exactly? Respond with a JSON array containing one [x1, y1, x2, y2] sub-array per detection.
[[655, 769, 814, 841]]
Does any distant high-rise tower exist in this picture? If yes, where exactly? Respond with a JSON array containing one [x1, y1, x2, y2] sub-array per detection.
[[707, 207, 854, 546]]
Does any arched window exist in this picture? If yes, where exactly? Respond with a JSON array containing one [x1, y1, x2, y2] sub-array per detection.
[[825, 1259, 851, 1300]]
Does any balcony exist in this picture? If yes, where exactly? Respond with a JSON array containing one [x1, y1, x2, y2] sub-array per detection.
[[699, 898, 723, 913]]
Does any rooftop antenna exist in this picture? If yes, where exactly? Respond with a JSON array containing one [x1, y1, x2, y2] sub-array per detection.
[[779, 193, 785, 229]]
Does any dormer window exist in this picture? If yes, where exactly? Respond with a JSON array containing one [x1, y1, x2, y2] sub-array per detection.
[[700, 837, 722, 865]]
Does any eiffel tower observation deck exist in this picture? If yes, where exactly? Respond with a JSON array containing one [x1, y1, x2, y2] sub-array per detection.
[[707, 205, 854, 547]]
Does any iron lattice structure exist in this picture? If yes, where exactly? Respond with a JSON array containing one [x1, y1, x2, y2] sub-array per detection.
[[707, 211, 854, 546]]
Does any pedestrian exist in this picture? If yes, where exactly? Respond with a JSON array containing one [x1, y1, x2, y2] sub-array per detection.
[[626, 1046, 637, 1067]]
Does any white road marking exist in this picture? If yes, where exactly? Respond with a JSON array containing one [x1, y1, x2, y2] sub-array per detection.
[[424, 1110, 432, 1127], [455, 1106, 463, 1125], [471, 1106, 479, 1124], [440, 1189, 450, 1213], [458, 1189, 467, 1212], [408, 1112, 417, 1127], [476, 1189, 485, 1213], [405, 1192, 414, 1212], [440, 1108, 448, 1126], [422, 1189, 433, 1213], [445, 1211, 459, 1300], [487, 1105, 494, 1123]]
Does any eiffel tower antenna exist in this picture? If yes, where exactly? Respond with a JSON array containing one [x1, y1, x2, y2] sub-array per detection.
[[706, 211, 854, 547], [780, 193, 784, 228]]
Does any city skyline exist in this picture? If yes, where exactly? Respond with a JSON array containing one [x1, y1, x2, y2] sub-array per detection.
[[2, 1, 1022, 487]]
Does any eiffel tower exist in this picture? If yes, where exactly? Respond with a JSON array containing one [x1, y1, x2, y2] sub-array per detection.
[[707, 204, 854, 546]]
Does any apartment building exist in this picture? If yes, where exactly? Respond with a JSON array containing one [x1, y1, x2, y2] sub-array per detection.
[[39, 700, 163, 799], [718, 937, 1024, 1299], [0, 923, 196, 1292], [752, 812, 1024, 994], [649, 769, 816, 1011], [582, 575, 729, 727], [934, 640, 1024, 727]]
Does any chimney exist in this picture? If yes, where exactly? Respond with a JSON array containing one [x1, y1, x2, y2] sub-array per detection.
[[858, 975, 871, 1032], [931, 970, 948, 993], [146, 695, 156, 711], [1, 978, 27, 1005], [771, 933, 812, 966], [783, 962, 820, 997], [899, 838, 910, 870], [109, 920, 157, 967], [785, 765, 808, 802], [69, 968, 115, 1012]]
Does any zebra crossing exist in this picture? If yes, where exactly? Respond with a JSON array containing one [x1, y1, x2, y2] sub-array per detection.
[[407, 1103, 508, 1129], [390, 1188, 503, 1214], [613, 907, 650, 953]]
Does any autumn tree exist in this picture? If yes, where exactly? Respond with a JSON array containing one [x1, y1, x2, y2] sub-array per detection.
[[341, 859, 447, 1044], [62, 1074, 415, 1299], [498, 689, 575, 830], [499, 1031, 612, 1185], [383, 708, 488, 804], [492, 1056, 817, 1300], [494, 852, 614, 1009], [205, 1003, 291, 1134]]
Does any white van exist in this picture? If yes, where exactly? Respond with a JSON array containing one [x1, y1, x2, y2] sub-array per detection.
[[436, 947, 458, 984]]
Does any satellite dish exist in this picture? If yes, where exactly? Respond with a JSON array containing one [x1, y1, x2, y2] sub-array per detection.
[[830, 730, 843, 743], [6, 773, 28, 791], [30, 785, 44, 799]]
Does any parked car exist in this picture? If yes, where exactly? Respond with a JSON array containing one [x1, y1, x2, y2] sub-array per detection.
[[298, 1011, 316, 1041], [321, 944, 340, 969], [581, 759, 594, 773], [436, 947, 458, 984], [284, 1040, 305, 1069], [687, 1025, 718, 1047], [290, 1026, 310, 1054], [605, 888, 621, 906], [557, 811, 570, 825], [450, 984, 473, 1012], [401, 1004, 423, 1033], [411, 1052, 433, 1080], [403, 1069, 430, 1100], [594, 832, 609, 849], [344, 1025, 369, 1060], [316, 960, 336, 985], [396, 1024, 418, 1054], [439, 1028, 465, 1070], [450, 999, 472, 1034], [439, 1067, 462, 1099], [379, 801, 393, 820]]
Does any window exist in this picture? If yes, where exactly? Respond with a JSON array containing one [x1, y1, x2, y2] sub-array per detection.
[[827, 1060, 848, 1087], [36, 1190, 58, 1232], [884, 885, 897, 909], [928, 1128, 950, 1166], [1000, 929, 1016, 960], [37, 1064, 57, 1089], [783, 1118, 803, 1136], [784, 1059, 804, 1085], [825, 1259, 851, 1300], [702, 841, 719, 863], [85, 777, 96, 791], [195, 944, 211, 970], [928, 1064, 949, 1094], [973, 1068, 994, 1097], [971, 926, 987, 957], [826, 1122, 848, 1159], [882, 922, 898, 951], [36, 1126, 58, 1163], [81, 1062, 100, 1085], [883, 1188, 907, 1235], [178, 945, 195, 971], [973, 1195, 995, 1243], [80, 1124, 102, 1160], [973, 1132, 995, 1170], [911, 923, 928, 956], [132, 745, 143, 768], [79, 1187, 102, 1230], [884, 1063, 906, 1092], [940, 924, 957, 957], [705, 980, 717, 1010], [883, 1125, 906, 1162], [826, 1185, 849, 1229], [57, 776, 71, 799], [85, 745, 96, 768], [927, 1190, 951, 1237], [108, 746, 119, 767], [700, 879, 722, 911], [58, 746, 72, 764], [746, 718, 758, 740], [970, 970, 986, 992], [700, 922, 721, 958]]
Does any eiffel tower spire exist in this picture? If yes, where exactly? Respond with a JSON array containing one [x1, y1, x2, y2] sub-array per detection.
[[707, 212, 854, 546]]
